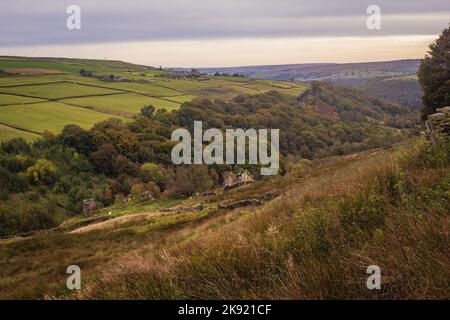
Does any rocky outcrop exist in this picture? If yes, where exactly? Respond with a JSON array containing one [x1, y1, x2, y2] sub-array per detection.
[[426, 106, 450, 145], [160, 204, 204, 213], [261, 190, 282, 201], [200, 190, 215, 196], [218, 199, 264, 210], [82, 198, 97, 215]]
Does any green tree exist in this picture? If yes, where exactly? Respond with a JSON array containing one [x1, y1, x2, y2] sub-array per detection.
[[26, 159, 59, 185], [140, 162, 164, 184], [418, 24, 450, 119], [60, 124, 94, 155], [141, 105, 156, 119]]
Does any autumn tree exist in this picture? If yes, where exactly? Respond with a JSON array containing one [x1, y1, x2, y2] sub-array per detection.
[[166, 165, 213, 196], [89, 143, 118, 174]]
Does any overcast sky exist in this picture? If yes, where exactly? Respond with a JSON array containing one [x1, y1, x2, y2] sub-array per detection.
[[1, 0, 449, 67]]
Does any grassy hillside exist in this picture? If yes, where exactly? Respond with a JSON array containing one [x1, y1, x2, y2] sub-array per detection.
[[0, 140, 447, 299], [195, 60, 423, 112], [349, 77, 423, 111], [0, 56, 308, 141]]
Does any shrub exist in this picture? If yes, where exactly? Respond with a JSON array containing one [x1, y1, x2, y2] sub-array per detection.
[[26, 159, 59, 185], [140, 162, 164, 185], [165, 165, 213, 196]]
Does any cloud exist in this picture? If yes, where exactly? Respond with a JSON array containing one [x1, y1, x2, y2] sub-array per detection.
[[1, 0, 449, 46]]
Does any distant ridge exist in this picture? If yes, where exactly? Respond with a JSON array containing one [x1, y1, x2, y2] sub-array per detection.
[[175, 59, 421, 82]]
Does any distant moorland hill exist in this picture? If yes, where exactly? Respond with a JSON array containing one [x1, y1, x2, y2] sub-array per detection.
[[180, 60, 424, 110], [189, 59, 420, 82]]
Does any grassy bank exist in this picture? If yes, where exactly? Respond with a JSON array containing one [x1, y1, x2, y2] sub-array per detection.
[[79, 140, 449, 299]]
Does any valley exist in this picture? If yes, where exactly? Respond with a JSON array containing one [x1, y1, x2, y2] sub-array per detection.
[[0, 54, 447, 300]]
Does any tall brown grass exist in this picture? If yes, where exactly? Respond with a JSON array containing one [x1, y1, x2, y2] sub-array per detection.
[[81, 141, 449, 299]]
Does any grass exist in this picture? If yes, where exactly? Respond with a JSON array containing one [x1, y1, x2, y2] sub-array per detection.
[[0, 59, 81, 73], [0, 82, 121, 99], [0, 124, 40, 141], [161, 95, 195, 103], [0, 140, 447, 299], [97, 198, 184, 217], [0, 57, 152, 74], [98, 82, 182, 97], [81, 141, 450, 299], [61, 93, 181, 116], [0, 102, 128, 134], [188, 86, 250, 100], [0, 75, 70, 86], [154, 78, 212, 91], [0, 93, 45, 105]]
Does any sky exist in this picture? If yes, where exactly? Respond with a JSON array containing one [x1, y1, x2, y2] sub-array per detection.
[[1, 0, 449, 67]]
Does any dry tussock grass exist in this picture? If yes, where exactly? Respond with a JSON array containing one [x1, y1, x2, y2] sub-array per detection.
[[78, 142, 449, 299]]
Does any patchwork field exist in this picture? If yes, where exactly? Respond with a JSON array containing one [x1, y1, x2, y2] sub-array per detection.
[[0, 102, 127, 134], [0, 82, 121, 99], [0, 75, 76, 86], [161, 94, 196, 103], [0, 59, 79, 73], [0, 124, 40, 141], [0, 93, 44, 105], [99, 81, 182, 97], [62, 93, 181, 116], [0, 56, 308, 141]]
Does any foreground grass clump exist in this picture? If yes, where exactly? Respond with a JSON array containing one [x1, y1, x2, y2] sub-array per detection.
[[83, 141, 449, 299]]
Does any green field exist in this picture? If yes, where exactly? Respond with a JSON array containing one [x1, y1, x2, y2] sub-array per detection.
[[0, 57, 154, 73], [62, 93, 180, 116], [0, 93, 45, 105], [0, 102, 128, 134], [97, 81, 182, 97], [0, 56, 310, 140], [153, 78, 212, 91], [161, 94, 196, 103], [0, 82, 121, 99], [0, 59, 80, 73], [0, 75, 71, 86], [0, 124, 40, 141]]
